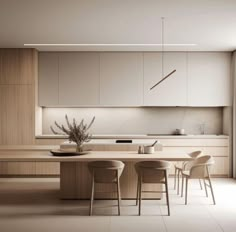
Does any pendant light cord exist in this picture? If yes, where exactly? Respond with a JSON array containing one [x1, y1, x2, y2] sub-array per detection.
[[150, 16, 177, 90], [162, 17, 164, 79]]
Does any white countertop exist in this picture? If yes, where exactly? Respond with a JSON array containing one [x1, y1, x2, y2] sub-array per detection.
[[36, 134, 229, 139]]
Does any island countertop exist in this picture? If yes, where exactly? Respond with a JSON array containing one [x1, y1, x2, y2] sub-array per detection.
[[35, 134, 229, 139], [0, 150, 191, 162]]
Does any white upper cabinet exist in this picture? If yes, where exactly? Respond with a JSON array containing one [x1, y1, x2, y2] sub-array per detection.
[[58, 53, 100, 106], [38, 52, 231, 107], [188, 52, 231, 106], [99, 53, 143, 106], [38, 53, 59, 106], [144, 52, 187, 106]]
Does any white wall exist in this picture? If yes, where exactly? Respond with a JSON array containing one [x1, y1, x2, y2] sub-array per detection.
[[43, 107, 223, 135]]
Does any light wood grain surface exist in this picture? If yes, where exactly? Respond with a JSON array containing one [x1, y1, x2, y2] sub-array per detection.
[[0, 151, 191, 162]]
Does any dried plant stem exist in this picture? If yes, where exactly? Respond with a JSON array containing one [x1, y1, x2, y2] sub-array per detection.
[[51, 115, 95, 152]]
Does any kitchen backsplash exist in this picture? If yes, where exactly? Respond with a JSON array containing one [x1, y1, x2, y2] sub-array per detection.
[[42, 107, 223, 135]]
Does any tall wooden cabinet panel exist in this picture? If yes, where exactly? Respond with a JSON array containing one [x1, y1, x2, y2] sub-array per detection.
[[38, 53, 59, 106], [143, 52, 187, 106], [100, 53, 143, 106], [0, 85, 35, 145], [0, 49, 34, 85], [188, 52, 231, 106], [0, 48, 36, 145], [58, 53, 100, 105]]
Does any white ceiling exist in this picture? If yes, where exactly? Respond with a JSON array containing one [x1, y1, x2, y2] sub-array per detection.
[[1, 0, 236, 51]]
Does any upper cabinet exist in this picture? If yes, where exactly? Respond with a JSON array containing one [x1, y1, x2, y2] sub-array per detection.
[[99, 53, 143, 106], [144, 52, 187, 106], [38, 53, 59, 106], [38, 53, 100, 106], [58, 53, 100, 106], [38, 52, 231, 107], [187, 52, 231, 106]]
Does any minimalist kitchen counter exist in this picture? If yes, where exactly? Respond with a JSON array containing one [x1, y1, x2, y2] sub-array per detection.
[[0, 135, 230, 177], [0, 150, 190, 199], [0, 150, 191, 162], [0, 145, 59, 151], [36, 134, 229, 139]]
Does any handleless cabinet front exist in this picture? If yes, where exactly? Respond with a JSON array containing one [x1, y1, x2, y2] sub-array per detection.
[[58, 53, 100, 106], [143, 52, 187, 106], [99, 53, 143, 106], [38, 53, 59, 106]]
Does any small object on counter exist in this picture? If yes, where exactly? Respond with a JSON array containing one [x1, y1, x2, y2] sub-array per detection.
[[199, 123, 206, 135], [138, 146, 144, 154], [156, 141, 163, 151], [144, 146, 155, 154], [50, 149, 90, 156], [149, 140, 158, 147], [175, 129, 185, 135]]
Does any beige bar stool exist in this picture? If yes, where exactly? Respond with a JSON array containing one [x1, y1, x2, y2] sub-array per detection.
[[88, 160, 125, 216], [174, 150, 202, 194], [135, 160, 171, 216], [181, 155, 216, 205]]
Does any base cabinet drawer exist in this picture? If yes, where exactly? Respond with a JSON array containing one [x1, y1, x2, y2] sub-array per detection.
[[0, 162, 59, 175], [0, 162, 36, 175], [210, 157, 229, 176], [35, 162, 60, 175]]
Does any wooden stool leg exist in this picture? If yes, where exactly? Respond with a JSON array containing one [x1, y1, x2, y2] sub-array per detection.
[[181, 175, 185, 197], [136, 177, 139, 206], [204, 179, 208, 197], [116, 171, 121, 216], [177, 169, 180, 195], [165, 171, 170, 216], [208, 177, 216, 205], [174, 167, 177, 189], [199, 179, 203, 190], [185, 178, 188, 205], [89, 174, 95, 216], [138, 176, 142, 216]]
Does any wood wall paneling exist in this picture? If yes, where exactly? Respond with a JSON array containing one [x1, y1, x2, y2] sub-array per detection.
[[0, 49, 34, 85], [0, 49, 36, 145]]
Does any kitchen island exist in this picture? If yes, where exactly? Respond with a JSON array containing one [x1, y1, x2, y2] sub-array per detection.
[[0, 150, 191, 199]]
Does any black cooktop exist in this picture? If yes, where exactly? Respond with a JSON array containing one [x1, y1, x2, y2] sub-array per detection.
[[146, 134, 187, 136]]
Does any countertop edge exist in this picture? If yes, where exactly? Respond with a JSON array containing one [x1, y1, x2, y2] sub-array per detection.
[[35, 134, 229, 139]]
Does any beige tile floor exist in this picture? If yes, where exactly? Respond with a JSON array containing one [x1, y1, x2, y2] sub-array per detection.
[[0, 178, 235, 232]]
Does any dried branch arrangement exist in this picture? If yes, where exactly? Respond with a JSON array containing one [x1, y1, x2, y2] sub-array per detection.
[[51, 115, 95, 152]]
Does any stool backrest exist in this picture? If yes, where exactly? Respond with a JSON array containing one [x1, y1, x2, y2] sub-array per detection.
[[88, 160, 125, 183], [135, 160, 171, 183], [190, 155, 214, 178], [184, 150, 202, 170]]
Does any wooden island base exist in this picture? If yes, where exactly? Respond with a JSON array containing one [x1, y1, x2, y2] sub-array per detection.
[[0, 150, 191, 200], [60, 161, 163, 200]]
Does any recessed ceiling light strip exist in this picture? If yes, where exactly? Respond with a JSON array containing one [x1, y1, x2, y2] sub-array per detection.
[[24, 43, 197, 47]]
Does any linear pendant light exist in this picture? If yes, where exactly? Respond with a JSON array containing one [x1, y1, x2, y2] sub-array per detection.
[[150, 17, 176, 91]]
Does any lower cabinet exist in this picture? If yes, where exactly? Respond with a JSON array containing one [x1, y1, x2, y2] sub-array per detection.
[[35, 162, 60, 175], [164, 144, 229, 177], [0, 162, 36, 175], [0, 162, 60, 176], [0, 138, 230, 177]]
